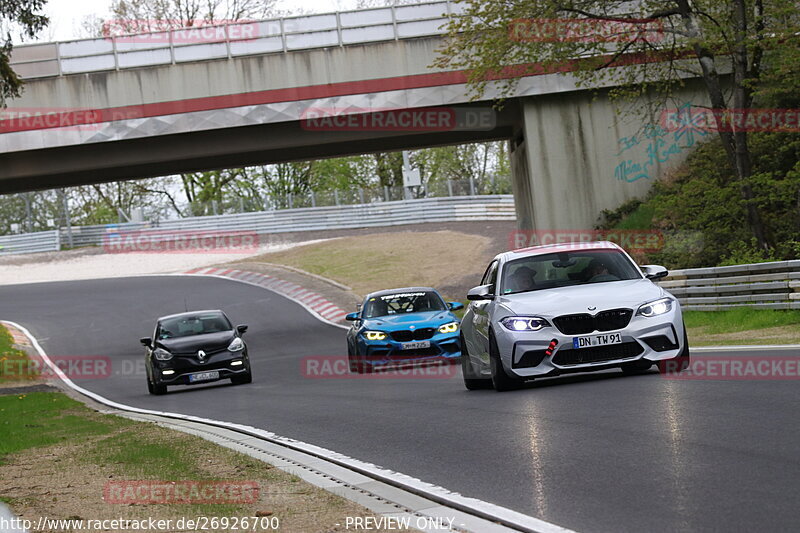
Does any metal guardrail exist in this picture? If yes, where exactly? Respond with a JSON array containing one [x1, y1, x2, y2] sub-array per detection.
[[9, 1, 458, 79], [660, 260, 800, 310], [0, 230, 60, 255], [0, 195, 515, 252]]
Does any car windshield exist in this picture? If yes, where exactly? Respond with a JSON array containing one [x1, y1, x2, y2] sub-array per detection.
[[501, 250, 642, 295], [157, 312, 231, 339], [363, 291, 446, 318]]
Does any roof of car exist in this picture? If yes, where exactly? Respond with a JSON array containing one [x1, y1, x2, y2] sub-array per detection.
[[500, 240, 624, 261], [365, 287, 439, 299], [158, 309, 226, 321]]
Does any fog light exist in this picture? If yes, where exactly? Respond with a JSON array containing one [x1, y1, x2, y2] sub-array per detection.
[[162, 370, 175, 375], [231, 360, 243, 366]]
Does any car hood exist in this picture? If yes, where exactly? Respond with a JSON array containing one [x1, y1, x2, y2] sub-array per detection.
[[363, 310, 457, 330], [156, 331, 235, 353], [498, 279, 666, 317]]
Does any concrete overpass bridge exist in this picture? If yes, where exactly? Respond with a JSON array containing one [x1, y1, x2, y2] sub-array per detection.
[[0, 0, 703, 230]]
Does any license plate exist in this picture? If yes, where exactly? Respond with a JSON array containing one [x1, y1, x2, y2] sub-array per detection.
[[401, 341, 430, 350], [189, 371, 219, 383], [572, 333, 622, 349]]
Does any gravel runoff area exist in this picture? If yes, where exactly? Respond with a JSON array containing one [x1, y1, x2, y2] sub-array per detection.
[[0, 239, 331, 286]]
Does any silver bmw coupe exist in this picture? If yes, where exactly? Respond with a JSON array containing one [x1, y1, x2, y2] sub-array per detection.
[[460, 241, 689, 391]]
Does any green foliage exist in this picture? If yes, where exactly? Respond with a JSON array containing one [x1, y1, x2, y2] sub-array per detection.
[[683, 309, 800, 334], [1, 0, 49, 106], [599, 132, 800, 268], [436, 0, 800, 251]]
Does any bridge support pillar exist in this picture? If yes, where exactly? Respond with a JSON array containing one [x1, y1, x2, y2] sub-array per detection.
[[509, 91, 697, 233]]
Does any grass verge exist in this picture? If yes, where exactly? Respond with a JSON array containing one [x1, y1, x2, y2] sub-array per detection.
[[684, 309, 800, 346], [247, 230, 489, 300], [0, 391, 410, 532]]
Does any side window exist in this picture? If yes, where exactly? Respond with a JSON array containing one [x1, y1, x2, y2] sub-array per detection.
[[481, 261, 499, 293]]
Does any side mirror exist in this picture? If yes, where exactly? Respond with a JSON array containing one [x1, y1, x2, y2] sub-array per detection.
[[236, 324, 248, 334], [642, 265, 669, 280], [345, 312, 360, 321], [467, 285, 494, 301], [139, 337, 152, 347], [448, 301, 465, 311]]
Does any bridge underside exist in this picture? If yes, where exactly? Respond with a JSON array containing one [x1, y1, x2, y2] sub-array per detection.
[[1, 102, 517, 194]]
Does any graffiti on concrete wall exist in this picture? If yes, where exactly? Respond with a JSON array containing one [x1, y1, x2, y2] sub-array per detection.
[[614, 102, 709, 183]]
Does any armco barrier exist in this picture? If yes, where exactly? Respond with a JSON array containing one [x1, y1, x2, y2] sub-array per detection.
[[0, 230, 60, 255], [659, 260, 800, 310], [0, 195, 515, 252]]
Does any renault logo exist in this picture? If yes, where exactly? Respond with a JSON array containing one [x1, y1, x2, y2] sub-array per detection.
[[588, 306, 597, 311], [198, 350, 206, 362]]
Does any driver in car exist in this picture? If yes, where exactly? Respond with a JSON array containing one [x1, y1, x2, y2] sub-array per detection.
[[586, 260, 618, 282], [507, 266, 537, 293]]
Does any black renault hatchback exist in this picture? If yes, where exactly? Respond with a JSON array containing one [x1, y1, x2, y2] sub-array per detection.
[[140, 310, 251, 395]]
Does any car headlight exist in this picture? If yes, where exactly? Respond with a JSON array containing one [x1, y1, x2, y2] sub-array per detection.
[[364, 331, 387, 341], [500, 316, 549, 331], [153, 347, 172, 361], [228, 337, 245, 352], [637, 297, 673, 317], [438, 322, 459, 334]]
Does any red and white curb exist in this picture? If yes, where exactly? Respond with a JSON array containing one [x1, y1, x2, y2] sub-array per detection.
[[184, 267, 348, 325]]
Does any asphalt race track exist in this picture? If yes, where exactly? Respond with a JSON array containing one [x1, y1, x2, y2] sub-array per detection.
[[2, 276, 798, 532]]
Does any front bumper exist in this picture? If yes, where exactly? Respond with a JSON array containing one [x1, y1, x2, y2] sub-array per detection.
[[495, 308, 684, 378], [151, 350, 250, 386], [356, 331, 461, 367]]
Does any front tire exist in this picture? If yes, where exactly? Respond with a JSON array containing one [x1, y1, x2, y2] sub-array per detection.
[[489, 331, 522, 392], [348, 342, 360, 373], [460, 333, 491, 390], [148, 377, 167, 395]]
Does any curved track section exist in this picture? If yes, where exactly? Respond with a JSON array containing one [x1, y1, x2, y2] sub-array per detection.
[[1, 276, 798, 533]]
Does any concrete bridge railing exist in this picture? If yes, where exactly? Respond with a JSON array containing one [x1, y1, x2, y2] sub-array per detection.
[[10, 1, 459, 79]]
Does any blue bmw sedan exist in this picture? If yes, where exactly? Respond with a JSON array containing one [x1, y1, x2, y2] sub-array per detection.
[[345, 287, 463, 373]]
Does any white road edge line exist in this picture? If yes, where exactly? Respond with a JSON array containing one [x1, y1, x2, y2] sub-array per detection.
[[691, 345, 800, 351], [1, 313, 574, 533]]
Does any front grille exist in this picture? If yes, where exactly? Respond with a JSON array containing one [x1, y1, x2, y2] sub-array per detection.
[[390, 328, 435, 342], [172, 346, 228, 357], [552, 341, 643, 366], [553, 309, 633, 335]]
